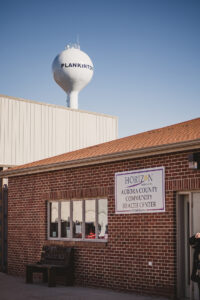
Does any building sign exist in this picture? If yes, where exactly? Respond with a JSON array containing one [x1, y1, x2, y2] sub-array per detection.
[[115, 167, 165, 214]]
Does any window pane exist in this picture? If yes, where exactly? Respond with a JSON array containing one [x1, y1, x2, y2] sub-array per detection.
[[50, 202, 58, 238], [73, 201, 82, 238], [61, 202, 70, 238], [85, 200, 95, 239], [98, 199, 108, 239]]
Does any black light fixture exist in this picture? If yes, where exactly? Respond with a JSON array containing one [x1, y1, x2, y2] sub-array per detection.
[[188, 152, 200, 170]]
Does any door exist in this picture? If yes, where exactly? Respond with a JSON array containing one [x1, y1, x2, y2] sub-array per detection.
[[177, 192, 200, 300]]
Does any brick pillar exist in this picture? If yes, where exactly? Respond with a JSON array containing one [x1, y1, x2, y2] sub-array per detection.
[[0, 168, 3, 271], [2, 184, 8, 273]]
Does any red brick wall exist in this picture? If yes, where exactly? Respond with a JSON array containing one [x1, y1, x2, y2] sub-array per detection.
[[7, 150, 200, 297]]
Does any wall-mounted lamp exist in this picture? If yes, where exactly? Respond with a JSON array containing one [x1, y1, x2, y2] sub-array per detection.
[[188, 153, 200, 170]]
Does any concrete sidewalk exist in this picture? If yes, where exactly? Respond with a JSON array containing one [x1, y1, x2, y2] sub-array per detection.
[[0, 272, 168, 300]]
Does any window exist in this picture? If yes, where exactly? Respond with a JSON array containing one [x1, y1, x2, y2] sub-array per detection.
[[73, 200, 82, 239], [48, 199, 108, 241], [61, 201, 70, 238], [49, 202, 58, 238]]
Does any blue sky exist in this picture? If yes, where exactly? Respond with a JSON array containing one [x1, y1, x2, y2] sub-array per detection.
[[1, 0, 200, 138]]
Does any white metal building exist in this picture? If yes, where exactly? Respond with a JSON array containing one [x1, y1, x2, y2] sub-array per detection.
[[0, 94, 118, 167]]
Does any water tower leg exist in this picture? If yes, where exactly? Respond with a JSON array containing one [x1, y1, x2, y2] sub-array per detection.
[[67, 91, 78, 109]]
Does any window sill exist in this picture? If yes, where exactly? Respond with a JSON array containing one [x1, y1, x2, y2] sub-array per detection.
[[47, 238, 108, 247]]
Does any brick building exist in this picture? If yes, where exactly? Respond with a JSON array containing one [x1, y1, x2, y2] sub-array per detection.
[[0, 94, 117, 273], [1, 118, 200, 299]]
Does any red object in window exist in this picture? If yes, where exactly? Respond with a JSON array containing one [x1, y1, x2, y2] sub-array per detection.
[[86, 232, 95, 239]]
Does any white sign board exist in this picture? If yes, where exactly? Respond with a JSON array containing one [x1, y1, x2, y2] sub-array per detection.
[[115, 167, 165, 214]]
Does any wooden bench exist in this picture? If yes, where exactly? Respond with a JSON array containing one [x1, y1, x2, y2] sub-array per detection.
[[26, 245, 73, 287]]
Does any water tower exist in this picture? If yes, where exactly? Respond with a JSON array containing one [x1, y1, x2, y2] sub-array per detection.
[[52, 44, 94, 109]]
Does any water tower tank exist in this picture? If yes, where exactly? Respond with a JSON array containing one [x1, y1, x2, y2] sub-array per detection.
[[52, 44, 94, 109]]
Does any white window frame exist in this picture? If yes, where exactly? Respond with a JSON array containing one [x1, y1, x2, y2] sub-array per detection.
[[47, 198, 108, 242]]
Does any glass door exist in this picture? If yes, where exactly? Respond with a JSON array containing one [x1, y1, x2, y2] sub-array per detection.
[[177, 192, 200, 300]]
